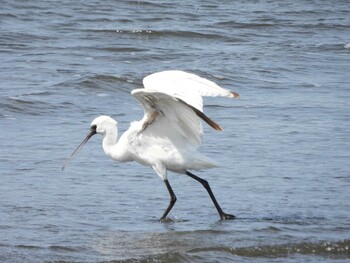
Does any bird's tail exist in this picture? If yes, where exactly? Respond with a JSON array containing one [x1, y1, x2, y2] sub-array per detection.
[[189, 154, 220, 170]]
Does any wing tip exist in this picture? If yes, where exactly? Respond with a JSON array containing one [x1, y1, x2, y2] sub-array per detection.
[[202, 115, 223, 132], [214, 124, 223, 131], [230, 91, 240, 98]]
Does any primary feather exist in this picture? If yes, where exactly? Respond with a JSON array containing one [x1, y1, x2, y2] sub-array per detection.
[[142, 70, 239, 112]]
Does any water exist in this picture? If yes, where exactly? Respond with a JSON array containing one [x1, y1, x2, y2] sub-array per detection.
[[1, 0, 349, 262]]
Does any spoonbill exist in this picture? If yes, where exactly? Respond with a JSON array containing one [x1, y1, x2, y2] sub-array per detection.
[[62, 70, 239, 220]]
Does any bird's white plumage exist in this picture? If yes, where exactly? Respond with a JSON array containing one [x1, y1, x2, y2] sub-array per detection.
[[64, 70, 239, 179], [123, 70, 238, 178], [131, 90, 203, 147], [62, 70, 239, 220], [142, 70, 237, 112]]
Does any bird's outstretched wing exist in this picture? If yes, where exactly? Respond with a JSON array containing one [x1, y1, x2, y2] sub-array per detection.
[[131, 70, 239, 148], [143, 70, 239, 112]]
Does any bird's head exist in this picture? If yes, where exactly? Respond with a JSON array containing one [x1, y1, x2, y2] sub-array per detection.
[[91, 115, 118, 135], [62, 115, 117, 171]]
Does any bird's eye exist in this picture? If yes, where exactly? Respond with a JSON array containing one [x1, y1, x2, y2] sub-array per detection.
[[91, 124, 97, 131]]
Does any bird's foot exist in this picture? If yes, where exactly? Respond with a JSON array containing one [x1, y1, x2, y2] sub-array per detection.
[[159, 217, 183, 223], [220, 212, 236, 220], [159, 217, 171, 223]]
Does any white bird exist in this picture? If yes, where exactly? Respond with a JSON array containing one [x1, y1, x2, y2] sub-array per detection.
[[62, 70, 239, 220]]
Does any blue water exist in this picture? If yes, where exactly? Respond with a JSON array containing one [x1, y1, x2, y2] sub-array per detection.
[[1, 0, 349, 262]]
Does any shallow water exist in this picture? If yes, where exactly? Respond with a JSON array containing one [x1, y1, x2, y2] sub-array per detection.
[[1, 0, 350, 262]]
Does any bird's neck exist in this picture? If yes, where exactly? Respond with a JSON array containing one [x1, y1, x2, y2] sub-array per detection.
[[102, 126, 118, 157]]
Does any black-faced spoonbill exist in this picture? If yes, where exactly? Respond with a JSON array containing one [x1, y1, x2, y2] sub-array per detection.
[[62, 70, 239, 220]]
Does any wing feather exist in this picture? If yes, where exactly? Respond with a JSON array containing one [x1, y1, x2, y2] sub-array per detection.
[[132, 89, 203, 147], [131, 70, 239, 148], [143, 70, 239, 112]]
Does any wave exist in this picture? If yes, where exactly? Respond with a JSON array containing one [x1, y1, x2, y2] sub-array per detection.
[[7, 239, 348, 262], [0, 74, 139, 118], [189, 240, 350, 258], [84, 28, 230, 41], [216, 21, 278, 29], [103, 239, 350, 263], [58, 74, 137, 93], [1, 95, 55, 116], [316, 43, 350, 52]]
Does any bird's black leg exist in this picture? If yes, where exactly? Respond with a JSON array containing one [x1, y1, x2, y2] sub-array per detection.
[[186, 171, 235, 220], [160, 179, 177, 220]]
